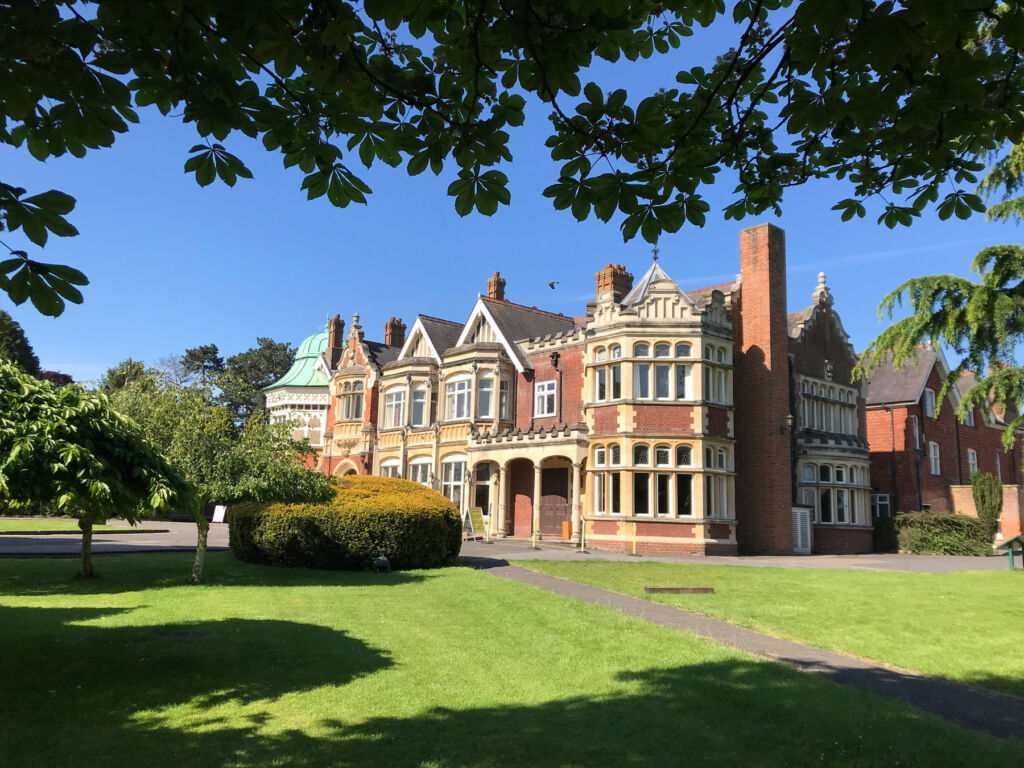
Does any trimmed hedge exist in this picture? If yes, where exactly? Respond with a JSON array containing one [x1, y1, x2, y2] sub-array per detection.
[[894, 511, 993, 556], [229, 476, 462, 570]]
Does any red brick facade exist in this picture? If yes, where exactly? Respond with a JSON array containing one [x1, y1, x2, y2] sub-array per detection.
[[867, 361, 1022, 513], [733, 224, 794, 554]]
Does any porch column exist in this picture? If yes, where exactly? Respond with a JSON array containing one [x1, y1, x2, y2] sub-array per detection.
[[533, 463, 543, 539], [496, 462, 508, 536], [571, 461, 582, 541]]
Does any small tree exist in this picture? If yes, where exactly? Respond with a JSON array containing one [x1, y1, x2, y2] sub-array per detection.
[[971, 472, 1003, 541], [0, 362, 193, 577]]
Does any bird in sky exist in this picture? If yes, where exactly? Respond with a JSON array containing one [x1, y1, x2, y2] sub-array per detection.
[[548, 281, 559, 289]]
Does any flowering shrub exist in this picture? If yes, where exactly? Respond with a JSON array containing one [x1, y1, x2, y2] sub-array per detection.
[[229, 476, 461, 570]]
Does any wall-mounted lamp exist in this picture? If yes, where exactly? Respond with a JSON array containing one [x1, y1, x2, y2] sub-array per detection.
[[780, 414, 794, 434]]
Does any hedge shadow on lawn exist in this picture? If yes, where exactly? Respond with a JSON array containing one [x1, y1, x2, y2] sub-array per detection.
[[0, 603, 392, 729], [0, 551, 432, 596], [8, 654, 1022, 767]]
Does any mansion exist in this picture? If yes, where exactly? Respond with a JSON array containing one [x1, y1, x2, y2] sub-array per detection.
[[266, 224, 874, 555]]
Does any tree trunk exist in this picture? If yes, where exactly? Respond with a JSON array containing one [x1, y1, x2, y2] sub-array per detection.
[[189, 518, 210, 585], [78, 517, 93, 578]]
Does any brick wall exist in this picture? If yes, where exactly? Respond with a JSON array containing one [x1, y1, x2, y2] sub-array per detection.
[[706, 406, 729, 437], [591, 405, 620, 435], [812, 527, 872, 553], [510, 459, 534, 537], [515, 345, 585, 429], [733, 223, 794, 554], [633, 405, 696, 434]]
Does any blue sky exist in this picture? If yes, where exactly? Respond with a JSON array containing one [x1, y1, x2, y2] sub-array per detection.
[[2, 30, 1020, 382]]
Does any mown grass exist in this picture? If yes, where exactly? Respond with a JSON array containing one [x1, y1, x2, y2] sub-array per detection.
[[1, 552, 1020, 767], [520, 560, 1024, 698], [0, 518, 119, 532]]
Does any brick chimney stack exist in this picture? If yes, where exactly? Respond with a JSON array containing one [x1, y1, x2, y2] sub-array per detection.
[[487, 271, 506, 301], [384, 317, 406, 348], [595, 264, 634, 301], [327, 313, 345, 368], [733, 223, 793, 554]]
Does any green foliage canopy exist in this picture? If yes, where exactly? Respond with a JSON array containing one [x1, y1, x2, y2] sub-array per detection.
[[858, 244, 1024, 448], [0, 360, 192, 525], [216, 337, 295, 424], [109, 378, 333, 506], [3, 0, 1024, 314], [0, 310, 39, 375]]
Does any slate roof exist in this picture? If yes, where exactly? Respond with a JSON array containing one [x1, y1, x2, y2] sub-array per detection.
[[864, 347, 938, 406], [684, 281, 735, 305], [481, 297, 575, 342], [787, 307, 815, 337], [365, 340, 400, 369], [263, 328, 329, 390], [418, 315, 463, 357]]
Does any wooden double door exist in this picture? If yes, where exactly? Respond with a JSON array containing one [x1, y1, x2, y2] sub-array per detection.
[[539, 467, 570, 537]]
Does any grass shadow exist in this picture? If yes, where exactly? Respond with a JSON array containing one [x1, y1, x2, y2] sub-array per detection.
[[0, 550, 433, 596], [7, 658, 1020, 767]]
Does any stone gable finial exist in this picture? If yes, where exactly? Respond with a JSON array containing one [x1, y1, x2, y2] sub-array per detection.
[[812, 271, 833, 306], [348, 312, 364, 342]]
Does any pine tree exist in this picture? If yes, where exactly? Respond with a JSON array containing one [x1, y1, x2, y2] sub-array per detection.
[[858, 244, 1024, 448]]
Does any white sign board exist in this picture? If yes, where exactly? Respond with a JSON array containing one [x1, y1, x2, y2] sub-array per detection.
[[212, 505, 227, 524]]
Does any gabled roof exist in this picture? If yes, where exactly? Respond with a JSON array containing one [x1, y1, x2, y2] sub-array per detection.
[[398, 314, 462, 362], [865, 346, 947, 407], [455, 297, 575, 371], [264, 328, 330, 391]]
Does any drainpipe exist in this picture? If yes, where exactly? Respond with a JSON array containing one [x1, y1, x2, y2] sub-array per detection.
[[887, 407, 899, 513], [954, 413, 963, 485], [551, 351, 562, 425]]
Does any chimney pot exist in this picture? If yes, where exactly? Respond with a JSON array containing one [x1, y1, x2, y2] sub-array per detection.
[[595, 264, 634, 302], [384, 316, 407, 348], [487, 271, 506, 301]]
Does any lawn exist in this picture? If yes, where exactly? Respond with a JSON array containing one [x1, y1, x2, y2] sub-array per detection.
[[0, 518, 120, 532], [519, 560, 1024, 698], [1, 552, 1020, 767]]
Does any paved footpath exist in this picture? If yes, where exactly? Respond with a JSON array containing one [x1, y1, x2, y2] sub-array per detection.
[[466, 558, 1024, 744]]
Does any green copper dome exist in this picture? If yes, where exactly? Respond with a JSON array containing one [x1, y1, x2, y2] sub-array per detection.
[[263, 327, 330, 390]]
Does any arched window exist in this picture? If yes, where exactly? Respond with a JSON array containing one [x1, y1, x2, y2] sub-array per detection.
[[610, 444, 621, 465], [705, 346, 714, 360], [654, 343, 671, 358], [717, 348, 726, 363], [819, 464, 832, 483], [609, 345, 622, 359], [676, 445, 692, 465], [634, 343, 650, 357], [594, 347, 607, 362], [595, 446, 606, 466], [633, 444, 650, 465], [380, 458, 401, 478], [802, 464, 816, 483], [654, 445, 671, 466], [718, 449, 727, 469], [705, 447, 714, 467], [676, 343, 691, 357]]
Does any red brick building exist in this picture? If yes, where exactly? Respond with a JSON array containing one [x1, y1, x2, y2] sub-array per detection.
[[270, 223, 874, 554], [865, 346, 1023, 535]]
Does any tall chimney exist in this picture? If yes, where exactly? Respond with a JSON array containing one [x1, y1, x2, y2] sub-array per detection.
[[327, 313, 345, 368], [384, 317, 406, 348], [487, 271, 506, 301], [733, 223, 793, 554], [595, 264, 633, 301]]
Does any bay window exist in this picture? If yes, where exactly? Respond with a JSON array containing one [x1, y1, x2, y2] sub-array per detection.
[[477, 377, 494, 419], [446, 378, 471, 420], [383, 389, 405, 429], [411, 388, 427, 427]]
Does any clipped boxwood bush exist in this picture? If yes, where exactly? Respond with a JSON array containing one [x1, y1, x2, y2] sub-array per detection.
[[894, 511, 993, 556], [229, 476, 462, 570]]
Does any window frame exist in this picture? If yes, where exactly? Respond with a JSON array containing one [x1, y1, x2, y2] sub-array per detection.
[[534, 380, 557, 417]]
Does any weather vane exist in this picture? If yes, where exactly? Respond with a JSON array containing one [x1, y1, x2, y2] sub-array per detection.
[[652, 244, 660, 262]]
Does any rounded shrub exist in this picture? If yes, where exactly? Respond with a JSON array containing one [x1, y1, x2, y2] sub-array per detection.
[[894, 511, 993, 556], [229, 476, 462, 570]]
